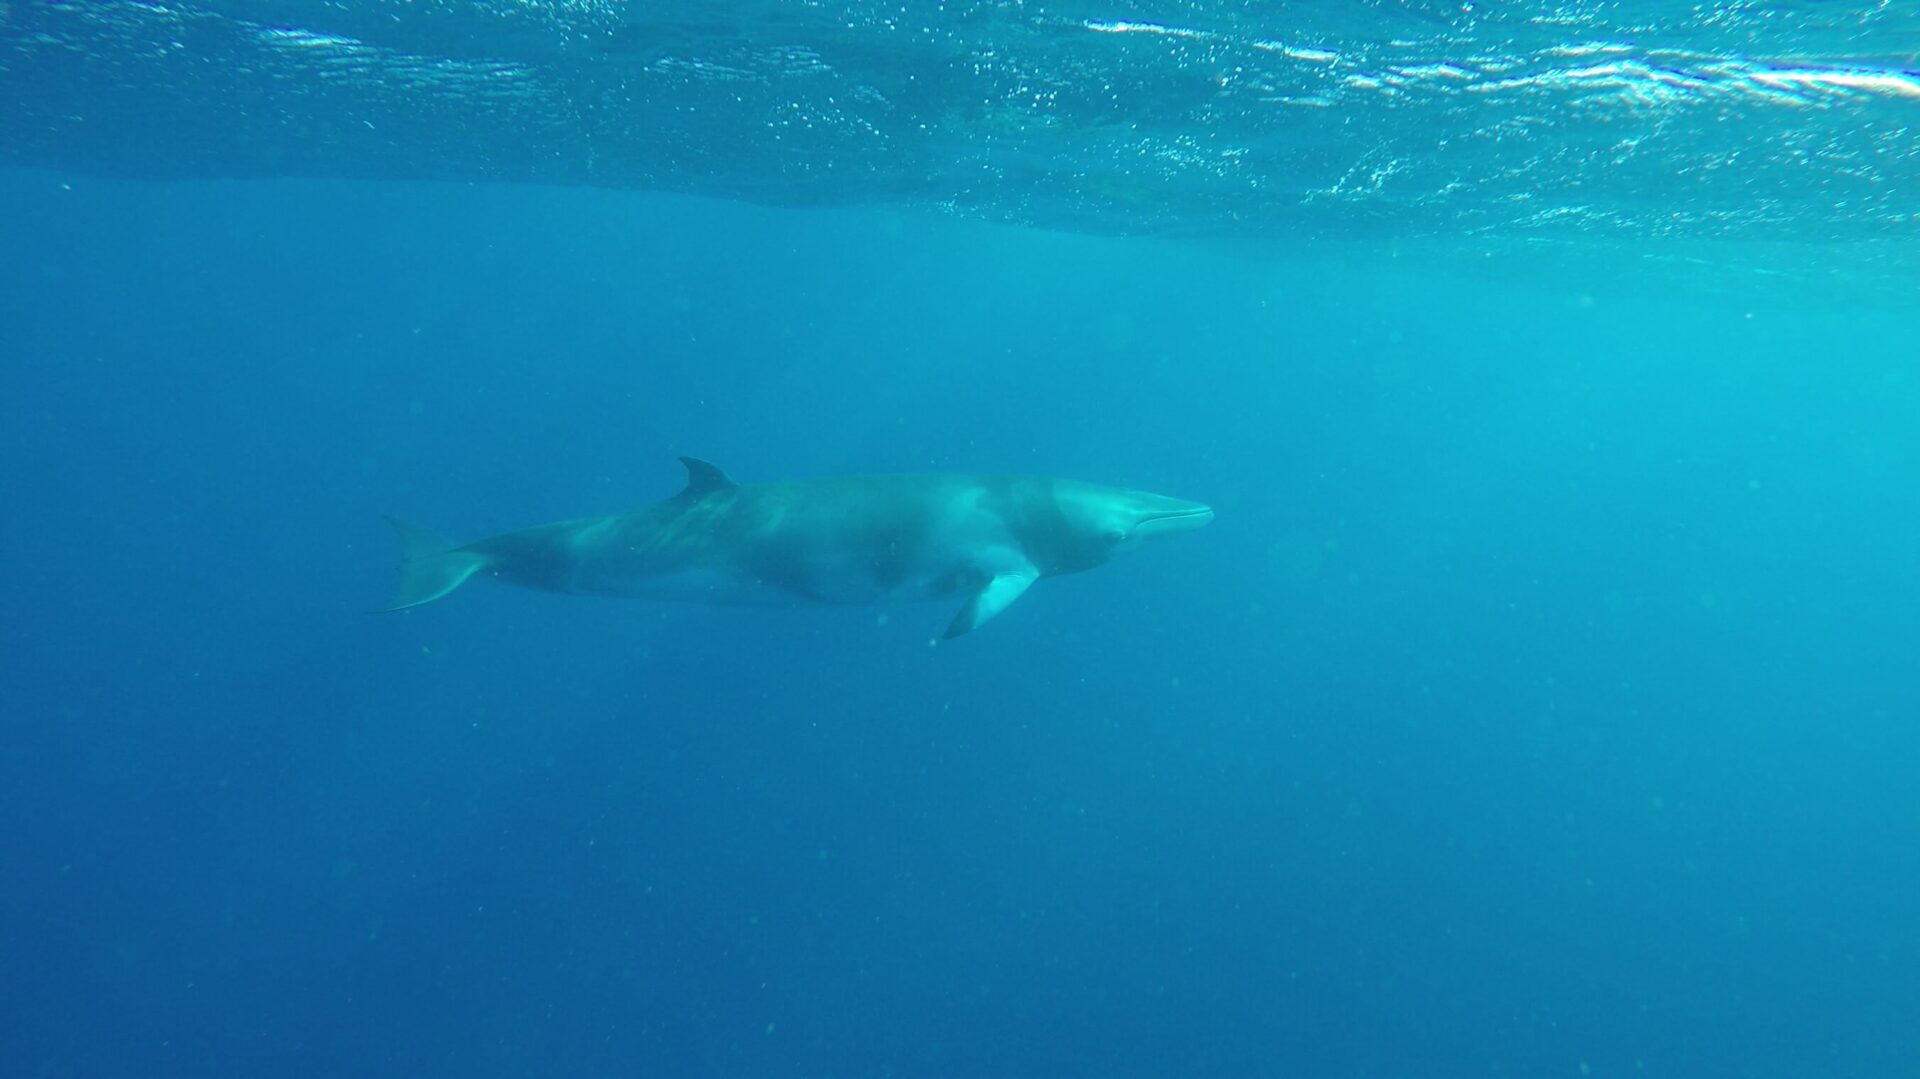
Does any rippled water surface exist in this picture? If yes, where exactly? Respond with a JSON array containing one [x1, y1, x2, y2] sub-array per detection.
[[5, 0, 1916, 256]]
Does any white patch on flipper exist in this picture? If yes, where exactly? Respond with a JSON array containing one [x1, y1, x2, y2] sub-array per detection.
[[944, 563, 1038, 638]]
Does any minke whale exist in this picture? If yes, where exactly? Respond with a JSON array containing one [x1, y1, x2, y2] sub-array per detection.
[[381, 458, 1212, 638]]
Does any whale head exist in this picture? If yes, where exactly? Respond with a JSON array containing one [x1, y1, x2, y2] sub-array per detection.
[[1038, 479, 1213, 572]]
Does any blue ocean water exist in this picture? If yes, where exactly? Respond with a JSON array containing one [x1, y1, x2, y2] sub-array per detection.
[[4, 3, 1919, 1078]]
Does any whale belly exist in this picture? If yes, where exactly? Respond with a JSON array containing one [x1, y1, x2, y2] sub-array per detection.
[[788, 556, 968, 606], [571, 551, 971, 608], [569, 564, 810, 606]]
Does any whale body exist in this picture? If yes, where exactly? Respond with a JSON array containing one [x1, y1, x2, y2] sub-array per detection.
[[382, 458, 1212, 637]]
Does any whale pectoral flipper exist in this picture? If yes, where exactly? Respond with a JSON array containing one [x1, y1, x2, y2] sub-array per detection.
[[943, 567, 1038, 639], [378, 516, 490, 612]]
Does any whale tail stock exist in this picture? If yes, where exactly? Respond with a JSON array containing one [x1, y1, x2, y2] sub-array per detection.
[[377, 516, 488, 612]]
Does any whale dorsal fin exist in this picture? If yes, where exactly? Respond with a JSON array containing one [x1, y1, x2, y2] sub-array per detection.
[[676, 457, 736, 498]]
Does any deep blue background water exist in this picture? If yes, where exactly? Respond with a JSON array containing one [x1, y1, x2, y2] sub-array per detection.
[[4, 170, 1918, 1077]]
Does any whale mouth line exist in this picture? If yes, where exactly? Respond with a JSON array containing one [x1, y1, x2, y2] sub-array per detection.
[[1144, 507, 1213, 523], [1130, 505, 1214, 538]]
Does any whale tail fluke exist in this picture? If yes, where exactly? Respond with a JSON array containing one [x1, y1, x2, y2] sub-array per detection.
[[378, 517, 488, 612]]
